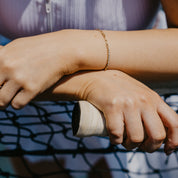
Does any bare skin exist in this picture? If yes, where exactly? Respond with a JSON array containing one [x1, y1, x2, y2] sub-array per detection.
[[36, 70, 178, 154], [0, 0, 178, 154], [0, 29, 178, 108]]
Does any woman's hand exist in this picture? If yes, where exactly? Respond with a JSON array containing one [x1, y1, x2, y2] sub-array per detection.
[[0, 32, 80, 109], [37, 70, 178, 154], [80, 70, 178, 154]]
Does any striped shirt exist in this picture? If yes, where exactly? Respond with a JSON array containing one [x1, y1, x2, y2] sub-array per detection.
[[0, 0, 160, 39]]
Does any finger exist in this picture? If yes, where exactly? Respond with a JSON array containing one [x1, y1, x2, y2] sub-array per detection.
[[0, 76, 5, 86], [157, 102, 178, 155], [0, 75, 6, 90], [0, 80, 20, 109], [0, 82, 4, 89], [11, 89, 36, 109], [139, 110, 166, 153], [122, 109, 144, 150], [105, 111, 125, 145]]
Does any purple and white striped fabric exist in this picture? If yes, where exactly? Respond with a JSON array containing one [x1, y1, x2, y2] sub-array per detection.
[[0, 0, 160, 39]]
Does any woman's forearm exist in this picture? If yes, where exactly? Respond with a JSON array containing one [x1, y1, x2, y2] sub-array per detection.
[[34, 72, 88, 101], [35, 70, 178, 155], [60, 29, 178, 81]]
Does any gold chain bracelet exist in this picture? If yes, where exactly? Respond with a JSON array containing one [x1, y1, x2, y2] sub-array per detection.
[[96, 29, 110, 70]]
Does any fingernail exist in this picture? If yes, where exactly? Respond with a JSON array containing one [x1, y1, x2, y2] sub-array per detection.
[[166, 149, 175, 156]]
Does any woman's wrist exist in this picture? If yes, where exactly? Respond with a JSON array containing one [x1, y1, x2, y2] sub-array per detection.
[[59, 28, 178, 81], [58, 29, 108, 72], [35, 71, 95, 101]]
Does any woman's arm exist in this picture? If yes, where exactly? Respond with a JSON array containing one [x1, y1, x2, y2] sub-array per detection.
[[161, 0, 178, 28], [35, 70, 178, 155], [67, 1, 178, 78], [1, 42, 176, 154], [0, 2, 178, 109], [62, 28, 178, 81]]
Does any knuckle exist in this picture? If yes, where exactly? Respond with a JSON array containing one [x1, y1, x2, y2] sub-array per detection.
[[138, 92, 156, 107], [150, 90, 161, 101], [13, 75, 38, 93], [123, 97, 136, 108], [0, 100, 8, 108], [11, 100, 25, 110], [13, 72, 27, 86], [0, 96, 9, 108], [108, 129, 123, 144], [106, 96, 136, 112], [130, 135, 144, 144], [25, 83, 38, 93], [13, 74, 23, 84], [139, 94, 149, 104], [110, 130, 123, 139], [105, 97, 120, 112], [150, 132, 166, 143], [0, 55, 15, 71], [140, 90, 159, 103], [1, 60, 14, 72]]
